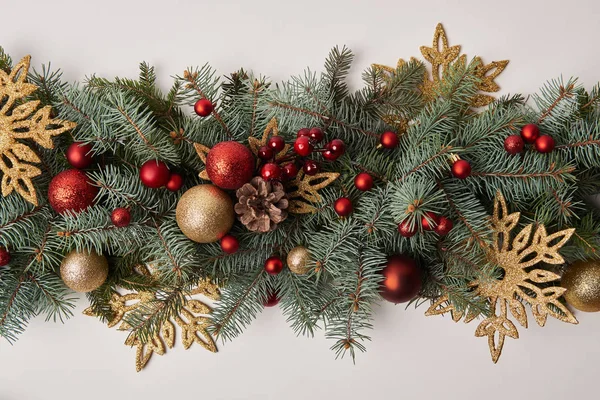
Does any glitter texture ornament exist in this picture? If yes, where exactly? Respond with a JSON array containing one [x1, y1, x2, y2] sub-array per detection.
[[562, 260, 600, 312], [111, 207, 131, 227], [504, 135, 524, 155], [205, 141, 255, 190], [287, 246, 311, 275], [380, 254, 421, 303], [435, 216, 453, 236], [139, 160, 170, 188], [176, 184, 234, 243], [60, 250, 109, 293], [0, 247, 10, 267], [48, 169, 98, 214], [66, 142, 94, 169]]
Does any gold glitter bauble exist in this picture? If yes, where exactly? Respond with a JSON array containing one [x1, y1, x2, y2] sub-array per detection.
[[287, 245, 311, 275], [176, 184, 234, 243], [60, 250, 109, 293], [562, 260, 600, 312]]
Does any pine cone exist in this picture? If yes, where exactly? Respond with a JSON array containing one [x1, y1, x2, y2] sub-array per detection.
[[235, 177, 289, 232]]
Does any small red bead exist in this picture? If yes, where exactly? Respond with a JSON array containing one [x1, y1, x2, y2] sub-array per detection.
[[282, 163, 299, 180], [294, 136, 313, 157], [0, 247, 10, 267], [258, 146, 274, 160], [268, 136, 285, 152], [398, 220, 417, 238], [111, 207, 131, 227], [309, 127, 324, 143], [264, 291, 280, 307], [380, 131, 399, 149], [166, 173, 183, 192], [297, 128, 311, 138], [504, 135, 525, 155], [327, 139, 346, 157], [264, 256, 284, 275], [194, 98, 214, 117], [140, 160, 171, 188], [66, 142, 94, 169], [261, 163, 282, 181], [451, 159, 471, 179], [303, 160, 320, 176], [220, 235, 239, 254], [421, 212, 440, 231], [354, 172, 374, 191], [520, 124, 540, 144], [534, 135, 555, 153], [435, 216, 454, 236], [334, 197, 353, 217]]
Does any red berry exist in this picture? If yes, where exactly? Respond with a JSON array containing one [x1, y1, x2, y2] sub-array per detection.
[[261, 163, 281, 181], [66, 142, 94, 169], [282, 163, 299, 180], [380, 131, 399, 149], [327, 139, 346, 157], [334, 197, 353, 217], [435, 216, 454, 236], [520, 124, 540, 144], [111, 207, 131, 227], [323, 150, 338, 161], [194, 98, 214, 117], [309, 128, 324, 143], [297, 128, 311, 138], [504, 135, 525, 155], [140, 160, 171, 188], [451, 159, 471, 179], [398, 220, 417, 238], [0, 247, 10, 267], [268, 136, 285, 152], [421, 212, 440, 231], [166, 173, 183, 192], [354, 172, 374, 191], [294, 136, 313, 156], [264, 256, 284, 275], [303, 160, 320, 176], [220, 235, 239, 254], [258, 146, 274, 160], [534, 135, 555, 153], [264, 291, 280, 307]]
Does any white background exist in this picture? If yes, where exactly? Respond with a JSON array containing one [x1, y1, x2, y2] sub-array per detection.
[[1, 0, 600, 399]]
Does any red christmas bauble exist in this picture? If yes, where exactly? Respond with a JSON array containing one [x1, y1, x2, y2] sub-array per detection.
[[268, 136, 285, 152], [140, 160, 171, 188], [309, 127, 324, 143], [421, 212, 439, 231], [258, 146, 274, 160], [220, 234, 239, 254], [261, 163, 282, 181], [111, 207, 131, 227], [380, 254, 422, 304], [380, 131, 399, 149], [66, 142, 94, 169], [398, 220, 417, 238], [451, 159, 471, 179], [282, 163, 299, 180], [206, 141, 255, 189], [48, 169, 98, 215], [194, 98, 214, 117], [294, 136, 313, 157], [504, 135, 524, 155], [264, 256, 284, 275], [435, 216, 453, 236], [334, 197, 353, 217], [166, 173, 183, 192], [302, 160, 320, 176], [534, 135, 555, 153], [264, 291, 280, 307], [354, 172, 374, 191], [0, 247, 10, 267], [297, 128, 310, 138], [520, 123, 540, 143]]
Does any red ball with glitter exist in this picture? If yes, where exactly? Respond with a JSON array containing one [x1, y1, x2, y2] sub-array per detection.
[[220, 235, 239, 254], [194, 98, 214, 117], [451, 159, 471, 179], [264, 256, 284, 275], [354, 172, 374, 191], [48, 169, 98, 215], [380, 254, 422, 304], [166, 173, 183, 192], [520, 123, 540, 144], [334, 197, 353, 217], [380, 131, 399, 149], [140, 160, 171, 188], [111, 207, 131, 227], [66, 142, 94, 169], [0, 247, 10, 267], [206, 141, 255, 189], [398, 220, 417, 238], [504, 135, 525, 155], [435, 216, 453, 236], [534, 135, 555, 153]]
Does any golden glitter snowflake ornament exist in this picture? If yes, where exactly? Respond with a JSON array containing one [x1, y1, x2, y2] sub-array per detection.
[[0, 56, 76, 205], [426, 192, 578, 363]]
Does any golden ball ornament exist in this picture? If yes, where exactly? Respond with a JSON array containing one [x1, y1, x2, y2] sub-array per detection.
[[562, 260, 600, 312], [287, 246, 311, 275], [176, 184, 234, 243], [60, 250, 109, 292]]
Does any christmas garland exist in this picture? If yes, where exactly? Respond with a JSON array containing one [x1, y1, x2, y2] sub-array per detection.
[[2, 24, 600, 371]]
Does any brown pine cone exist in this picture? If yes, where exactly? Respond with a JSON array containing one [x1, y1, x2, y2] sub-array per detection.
[[234, 177, 289, 232]]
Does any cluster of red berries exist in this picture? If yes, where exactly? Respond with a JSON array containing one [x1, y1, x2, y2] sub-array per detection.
[[398, 212, 453, 238], [504, 123, 554, 155]]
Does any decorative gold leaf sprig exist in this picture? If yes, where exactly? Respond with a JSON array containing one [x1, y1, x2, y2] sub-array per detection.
[[0, 56, 76, 205], [84, 279, 220, 372], [426, 192, 577, 363]]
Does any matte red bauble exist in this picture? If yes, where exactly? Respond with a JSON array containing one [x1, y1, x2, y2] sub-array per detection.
[[0, 247, 10, 267], [111, 207, 131, 227], [451, 159, 471, 179], [48, 169, 98, 215], [264, 256, 284, 275], [398, 220, 417, 238], [504, 135, 524, 155], [166, 173, 183, 192], [354, 172, 374, 191], [334, 197, 353, 217], [297, 128, 310, 138], [258, 146, 274, 160], [282, 163, 299, 180], [66, 142, 94, 169], [140, 160, 171, 188], [421, 212, 439, 231], [380, 131, 399, 149], [194, 98, 214, 117], [294, 136, 313, 156], [261, 163, 282, 181], [268, 136, 285, 152], [534, 135, 555, 153], [220, 234, 239, 254], [520, 123, 540, 143], [435, 216, 453, 236], [302, 160, 320, 176], [264, 291, 280, 307], [206, 141, 255, 189], [309, 127, 324, 143], [380, 254, 422, 303]]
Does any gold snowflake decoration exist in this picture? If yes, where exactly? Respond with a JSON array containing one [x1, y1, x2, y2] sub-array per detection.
[[0, 56, 76, 205], [84, 279, 220, 372], [426, 192, 578, 363]]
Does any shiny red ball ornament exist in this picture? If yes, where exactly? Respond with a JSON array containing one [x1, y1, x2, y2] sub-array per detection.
[[282, 163, 299, 180], [354, 172, 374, 191], [380, 254, 422, 304], [309, 127, 324, 143], [264, 291, 280, 307], [398, 220, 417, 238], [297, 128, 311, 138], [294, 136, 313, 157], [268, 136, 285, 152], [111, 207, 131, 227], [258, 146, 274, 160], [166, 173, 183, 192], [435, 216, 453, 236], [326, 139, 346, 158], [264, 256, 284, 275], [206, 141, 255, 189], [334, 197, 353, 217], [140, 160, 171, 188], [302, 159, 320, 176], [66, 142, 94, 169], [48, 169, 98, 215], [534, 135, 555, 153], [504, 135, 525, 155], [220, 234, 239, 254], [520, 123, 540, 144], [0, 247, 10, 267], [261, 163, 282, 181], [421, 212, 439, 231], [380, 131, 399, 149], [451, 159, 471, 179], [194, 98, 214, 117]]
